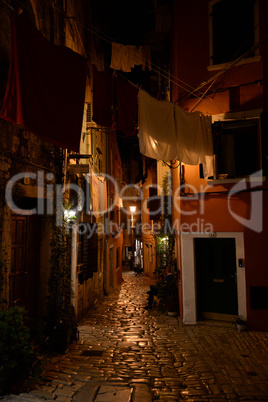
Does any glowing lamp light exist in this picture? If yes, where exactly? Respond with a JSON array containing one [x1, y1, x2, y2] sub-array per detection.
[[130, 205, 136, 227], [64, 208, 77, 222], [152, 139, 158, 149]]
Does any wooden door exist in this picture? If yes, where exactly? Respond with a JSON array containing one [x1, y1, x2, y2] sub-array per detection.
[[195, 238, 238, 320], [10, 215, 40, 317]]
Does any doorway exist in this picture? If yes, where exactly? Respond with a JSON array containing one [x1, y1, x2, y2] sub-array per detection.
[[195, 238, 238, 320], [10, 215, 40, 318], [181, 232, 246, 324]]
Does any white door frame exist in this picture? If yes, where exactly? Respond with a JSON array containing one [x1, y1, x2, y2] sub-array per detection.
[[181, 232, 246, 324]]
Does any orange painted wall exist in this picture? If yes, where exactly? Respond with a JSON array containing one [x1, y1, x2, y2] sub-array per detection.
[[172, 0, 266, 114], [173, 164, 268, 330], [171, 0, 268, 330]]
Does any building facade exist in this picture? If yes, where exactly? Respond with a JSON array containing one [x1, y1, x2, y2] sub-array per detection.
[[0, 0, 123, 325], [171, 0, 268, 331]]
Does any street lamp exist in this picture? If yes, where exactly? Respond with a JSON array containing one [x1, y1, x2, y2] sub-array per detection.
[[130, 205, 136, 227]]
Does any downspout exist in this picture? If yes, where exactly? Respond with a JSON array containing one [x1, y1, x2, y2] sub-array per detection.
[[63, 148, 68, 192], [178, 162, 184, 320], [71, 223, 77, 312], [172, 160, 183, 320]]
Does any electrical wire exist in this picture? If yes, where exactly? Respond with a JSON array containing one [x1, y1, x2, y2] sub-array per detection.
[[39, 0, 202, 95], [5, 0, 264, 115], [10, 0, 217, 102], [178, 79, 265, 100], [183, 35, 264, 100], [189, 76, 219, 113], [9, 0, 223, 114]]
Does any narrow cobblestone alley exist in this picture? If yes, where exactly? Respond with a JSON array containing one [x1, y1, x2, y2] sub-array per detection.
[[2, 270, 268, 402]]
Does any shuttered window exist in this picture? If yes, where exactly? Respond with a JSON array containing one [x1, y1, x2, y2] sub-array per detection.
[[78, 223, 98, 283]]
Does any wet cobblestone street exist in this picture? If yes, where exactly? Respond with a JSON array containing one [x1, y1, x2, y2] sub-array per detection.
[[2, 270, 268, 401]]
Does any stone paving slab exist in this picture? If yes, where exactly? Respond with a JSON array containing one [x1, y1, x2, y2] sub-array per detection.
[[73, 382, 134, 402], [1, 271, 268, 401]]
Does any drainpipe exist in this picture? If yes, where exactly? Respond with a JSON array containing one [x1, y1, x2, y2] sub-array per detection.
[[63, 148, 68, 192], [71, 223, 77, 312]]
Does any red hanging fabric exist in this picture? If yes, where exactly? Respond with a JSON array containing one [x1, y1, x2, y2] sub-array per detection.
[[116, 77, 138, 136], [0, 12, 87, 152], [92, 65, 114, 128]]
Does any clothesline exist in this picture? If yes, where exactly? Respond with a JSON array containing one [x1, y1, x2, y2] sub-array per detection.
[[13, 0, 213, 101], [0, 10, 214, 178], [92, 67, 214, 177], [137, 89, 213, 175], [11, 0, 228, 115], [15, 0, 263, 115]]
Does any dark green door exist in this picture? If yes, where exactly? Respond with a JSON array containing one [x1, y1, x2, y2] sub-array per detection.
[[195, 238, 238, 317]]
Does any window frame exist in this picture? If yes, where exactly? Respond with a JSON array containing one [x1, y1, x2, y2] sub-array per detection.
[[208, 109, 265, 183], [208, 0, 260, 71]]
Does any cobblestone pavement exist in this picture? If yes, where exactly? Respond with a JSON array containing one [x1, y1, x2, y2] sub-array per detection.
[[2, 270, 268, 401]]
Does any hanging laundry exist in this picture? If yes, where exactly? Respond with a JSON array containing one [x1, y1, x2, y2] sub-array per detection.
[[0, 12, 87, 152], [138, 89, 213, 167], [174, 105, 213, 165], [132, 46, 143, 69], [202, 155, 214, 179], [116, 77, 138, 136], [110, 43, 132, 72], [138, 89, 178, 160], [92, 65, 114, 127], [110, 43, 152, 72]]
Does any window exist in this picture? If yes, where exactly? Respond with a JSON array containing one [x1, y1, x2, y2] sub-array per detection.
[[214, 118, 260, 178], [77, 224, 98, 284], [147, 186, 161, 221], [125, 246, 132, 260], [209, 0, 259, 67]]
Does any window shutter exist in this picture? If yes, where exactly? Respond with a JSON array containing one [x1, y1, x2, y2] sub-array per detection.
[[81, 223, 98, 280], [261, 112, 268, 176], [147, 196, 162, 221], [87, 225, 98, 273], [120, 207, 127, 228], [81, 233, 92, 280]]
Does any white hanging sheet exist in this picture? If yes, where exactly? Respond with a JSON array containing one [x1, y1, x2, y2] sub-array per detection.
[[174, 105, 213, 165], [138, 89, 213, 176], [110, 43, 151, 72], [138, 89, 178, 161]]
